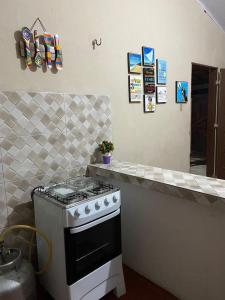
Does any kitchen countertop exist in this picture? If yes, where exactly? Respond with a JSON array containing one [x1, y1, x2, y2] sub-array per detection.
[[88, 161, 225, 206]]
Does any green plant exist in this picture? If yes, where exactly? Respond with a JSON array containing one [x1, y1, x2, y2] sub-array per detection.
[[98, 140, 114, 155]]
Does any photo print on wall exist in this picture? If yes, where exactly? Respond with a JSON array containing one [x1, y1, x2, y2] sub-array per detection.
[[127, 53, 142, 74], [128, 75, 143, 102], [157, 59, 167, 84], [156, 86, 167, 104], [144, 94, 156, 112], [176, 81, 188, 103], [142, 47, 155, 66], [143, 68, 155, 94]]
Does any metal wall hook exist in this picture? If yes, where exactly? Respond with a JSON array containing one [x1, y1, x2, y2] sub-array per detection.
[[92, 38, 102, 50], [30, 17, 47, 32]]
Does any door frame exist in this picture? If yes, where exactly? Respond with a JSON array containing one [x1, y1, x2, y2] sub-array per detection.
[[191, 62, 218, 177], [216, 69, 225, 179]]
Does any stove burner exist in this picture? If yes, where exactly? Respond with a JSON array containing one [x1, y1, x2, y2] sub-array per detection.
[[87, 183, 114, 195], [36, 185, 88, 205], [35, 178, 117, 206]]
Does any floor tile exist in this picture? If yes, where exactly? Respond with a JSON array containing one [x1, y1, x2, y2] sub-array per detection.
[[102, 266, 179, 300]]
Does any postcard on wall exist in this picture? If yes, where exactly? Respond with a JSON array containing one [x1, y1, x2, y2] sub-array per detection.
[[143, 67, 155, 76], [142, 46, 155, 66], [176, 81, 188, 103], [144, 94, 156, 113], [156, 86, 167, 104], [128, 75, 143, 102], [156, 59, 167, 84], [127, 53, 142, 74], [144, 84, 155, 94], [143, 67, 155, 94]]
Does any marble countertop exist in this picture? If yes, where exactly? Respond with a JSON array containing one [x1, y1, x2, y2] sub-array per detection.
[[88, 161, 225, 206]]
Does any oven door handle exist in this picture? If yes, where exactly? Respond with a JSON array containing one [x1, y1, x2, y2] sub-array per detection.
[[75, 242, 110, 262], [69, 208, 120, 234]]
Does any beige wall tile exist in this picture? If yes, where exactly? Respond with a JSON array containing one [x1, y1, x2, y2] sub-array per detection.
[[4, 171, 69, 226], [0, 184, 8, 228], [0, 132, 69, 181], [0, 149, 3, 184], [0, 92, 66, 137], [0, 91, 112, 228], [65, 95, 112, 167]]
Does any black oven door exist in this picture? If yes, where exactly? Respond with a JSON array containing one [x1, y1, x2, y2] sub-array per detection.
[[64, 209, 121, 285]]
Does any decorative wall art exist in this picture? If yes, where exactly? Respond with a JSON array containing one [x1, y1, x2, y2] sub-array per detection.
[[127, 53, 142, 74], [156, 59, 167, 84], [176, 81, 188, 103], [142, 47, 155, 66], [143, 68, 155, 94], [126, 47, 169, 111], [144, 94, 156, 112], [19, 18, 63, 71], [128, 75, 143, 102], [156, 86, 167, 104]]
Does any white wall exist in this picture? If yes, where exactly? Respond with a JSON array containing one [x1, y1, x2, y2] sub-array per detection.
[[108, 178, 225, 300], [1, 0, 225, 172]]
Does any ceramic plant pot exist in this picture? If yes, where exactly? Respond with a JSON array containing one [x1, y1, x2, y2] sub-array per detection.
[[102, 153, 111, 164]]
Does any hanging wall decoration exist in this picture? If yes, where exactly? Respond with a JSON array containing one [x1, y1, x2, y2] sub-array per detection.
[[128, 75, 143, 102], [19, 18, 63, 71], [144, 94, 156, 113], [143, 67, 155, 94], [127, 53, 142, 74], [156, 86, 167, 104], [156, 59, 167, 84], [142, 47, 155, 66], [176, 81, 188, 103]]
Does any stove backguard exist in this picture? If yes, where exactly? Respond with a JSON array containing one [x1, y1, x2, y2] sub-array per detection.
[[64, 211, 121, 285]]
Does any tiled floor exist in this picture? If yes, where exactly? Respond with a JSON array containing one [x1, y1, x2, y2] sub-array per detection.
[[38, 266, 179, 300], [190, 164, 206, 176]]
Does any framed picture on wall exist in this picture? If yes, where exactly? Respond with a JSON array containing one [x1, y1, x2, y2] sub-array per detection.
[[176, 81, 188, 103], [127, 53, 142, 74], [128, 75, 143, 102], [144, 94, 156, 112], [144, 84, 155, 94], [156, 59, 167, 84], [143, 67, 155, 94], [142, 46, 155, 66], [156, 86, 167, 104]]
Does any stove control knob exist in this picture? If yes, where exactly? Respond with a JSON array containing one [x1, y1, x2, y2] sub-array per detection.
[[74, 209, 80, 218], [85, 205, 91, 214], [113, 196, 118, 203], [95, 202, 101, 210], [104, 198, 109, 206]]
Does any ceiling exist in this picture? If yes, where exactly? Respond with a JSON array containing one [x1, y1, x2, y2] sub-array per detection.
[[197, 0, 225, 33]]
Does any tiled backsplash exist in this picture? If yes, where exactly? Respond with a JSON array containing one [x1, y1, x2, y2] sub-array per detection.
[[0, 91, 112, 230]]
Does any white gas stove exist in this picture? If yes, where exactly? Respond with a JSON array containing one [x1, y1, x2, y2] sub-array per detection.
[[33, 177, 126, 300]]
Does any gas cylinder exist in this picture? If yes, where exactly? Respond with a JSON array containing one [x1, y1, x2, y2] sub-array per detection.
[[0, 243, 36, 300]]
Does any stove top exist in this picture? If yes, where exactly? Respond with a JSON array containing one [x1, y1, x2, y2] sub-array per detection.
[[35, 177, 117, 205]]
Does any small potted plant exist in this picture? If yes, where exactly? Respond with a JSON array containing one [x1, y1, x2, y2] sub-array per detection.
[[98, 140, 114, 164]]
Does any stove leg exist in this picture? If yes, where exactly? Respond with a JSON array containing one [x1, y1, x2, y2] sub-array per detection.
[[113, 274, 126, 298]]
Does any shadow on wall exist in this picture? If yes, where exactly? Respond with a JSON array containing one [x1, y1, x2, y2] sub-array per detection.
[[7, 201, 34, 227], [90, 148, 102, 164], [3, 202, 36, 259]]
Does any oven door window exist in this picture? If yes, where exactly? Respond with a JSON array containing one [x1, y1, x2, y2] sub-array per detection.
[[64, 213, 121, 285]]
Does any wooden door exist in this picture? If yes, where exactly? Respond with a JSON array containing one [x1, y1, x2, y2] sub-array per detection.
[[206, 68, 218, 177], [216, 69, 225, 179]]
